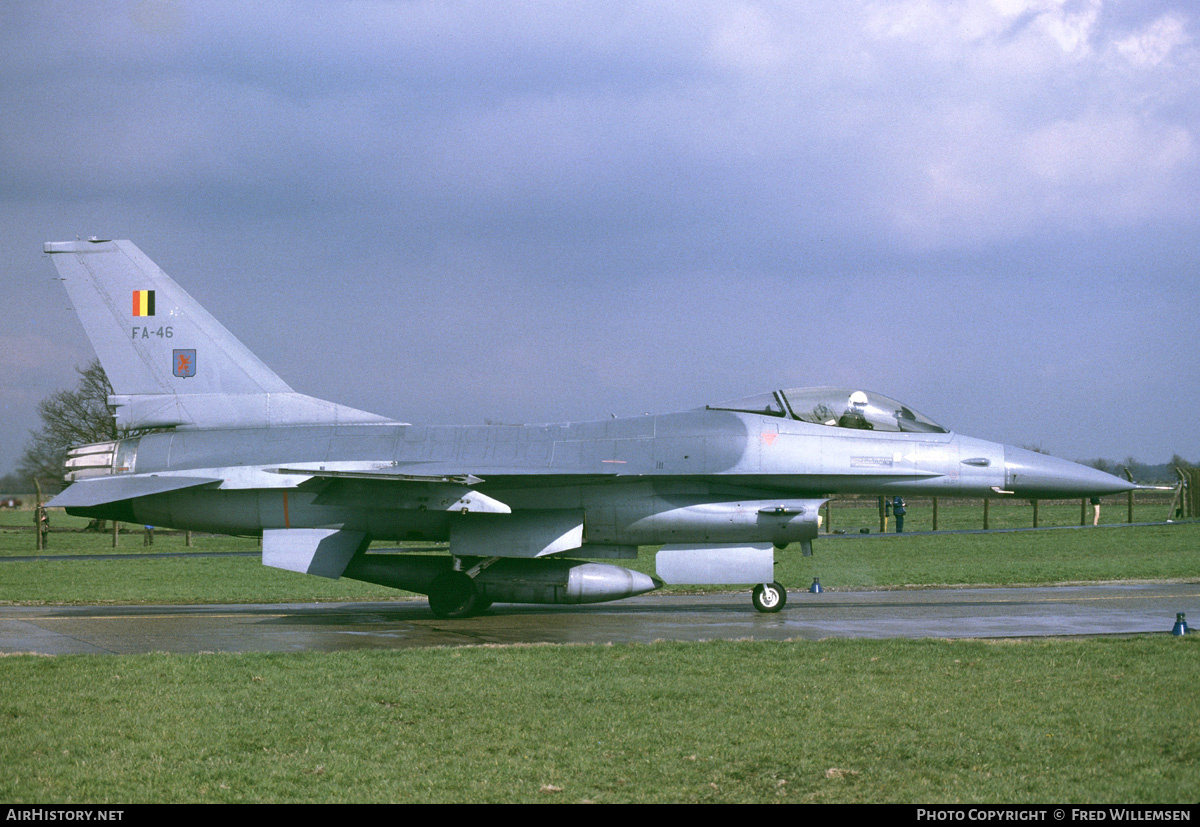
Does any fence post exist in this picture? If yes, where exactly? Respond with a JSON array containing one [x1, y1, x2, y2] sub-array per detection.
[[1123, 468, 1134, 523], [932, 497, 938, 531], [112, 520, 119, 548], [983, 497, 989, 530], [1080, 498, 1086, 527], [1033, 499, 1039, 528], [1168, 472, 1185, 520]]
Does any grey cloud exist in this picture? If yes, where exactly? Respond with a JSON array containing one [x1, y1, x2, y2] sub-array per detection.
[[0, 1, 1195, 473]]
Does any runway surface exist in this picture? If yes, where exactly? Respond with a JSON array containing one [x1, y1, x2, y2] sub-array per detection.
[[1, 583, 1195, 655]]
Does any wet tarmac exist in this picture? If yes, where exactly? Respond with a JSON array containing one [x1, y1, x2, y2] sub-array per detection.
[[1, 583, 1196, 655]]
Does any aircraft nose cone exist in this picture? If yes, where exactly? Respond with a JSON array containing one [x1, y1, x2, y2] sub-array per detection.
[[1003, 446, 1135, 497]]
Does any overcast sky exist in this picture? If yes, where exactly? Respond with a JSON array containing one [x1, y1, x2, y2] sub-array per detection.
[[1, 0, 1196, 476]]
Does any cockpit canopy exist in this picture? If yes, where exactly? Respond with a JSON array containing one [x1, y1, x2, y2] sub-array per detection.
[[708, 387, 947, 433]]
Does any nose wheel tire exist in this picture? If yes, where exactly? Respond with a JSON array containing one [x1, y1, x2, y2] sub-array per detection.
[[752, 581, 787, 613], [428, 570, 481, 618]]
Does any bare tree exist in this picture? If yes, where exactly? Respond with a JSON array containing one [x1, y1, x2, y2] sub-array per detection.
[[1083, 457, 1114, 474], [17, 360, 118, 493]]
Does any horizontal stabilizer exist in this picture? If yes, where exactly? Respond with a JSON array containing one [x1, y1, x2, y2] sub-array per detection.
[[48, 474, 223, 508]]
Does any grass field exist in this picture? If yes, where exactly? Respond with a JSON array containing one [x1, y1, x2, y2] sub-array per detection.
[[1, 503, 1197, 803], [1, 638, 1196, 803], [1, 508, 1196, 605]]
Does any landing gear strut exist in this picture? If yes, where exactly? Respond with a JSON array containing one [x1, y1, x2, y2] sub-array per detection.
[[751, 581, 787, 613]]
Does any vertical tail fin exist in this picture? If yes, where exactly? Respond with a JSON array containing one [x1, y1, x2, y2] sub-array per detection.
[[45, 239, 394, 430]]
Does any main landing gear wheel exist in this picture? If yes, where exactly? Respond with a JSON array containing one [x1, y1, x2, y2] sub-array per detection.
[[428, 570, 481, 619], [751, 581, 787, 613]]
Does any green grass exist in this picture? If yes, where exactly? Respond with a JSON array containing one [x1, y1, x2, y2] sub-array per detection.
[[1, 637, 1196, 803], [799, 523, 1200, 589], [2, 516, 1197, 605], [2, 506, 1198, 803]]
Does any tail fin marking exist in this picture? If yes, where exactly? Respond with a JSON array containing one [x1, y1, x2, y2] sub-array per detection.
[[45, 239, 395, 430]]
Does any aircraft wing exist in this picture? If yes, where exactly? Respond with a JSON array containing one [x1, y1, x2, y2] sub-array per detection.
[[275, 466, 629, 514], [275, 467, 596, 558], [277, 467, 513, 514]]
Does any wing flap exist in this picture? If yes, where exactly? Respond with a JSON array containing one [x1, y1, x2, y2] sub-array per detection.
[[280, 468, 511, 513]]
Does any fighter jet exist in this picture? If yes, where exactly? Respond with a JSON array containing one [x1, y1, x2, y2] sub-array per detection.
[[44, 239, 1136, 616]]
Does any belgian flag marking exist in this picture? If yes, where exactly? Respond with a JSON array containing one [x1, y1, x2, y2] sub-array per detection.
[[132, 290, 155, 317]]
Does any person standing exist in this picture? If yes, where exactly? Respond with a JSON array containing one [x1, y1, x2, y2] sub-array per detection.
[[36, 505, 49, 548], [893, 496, 906, 532]]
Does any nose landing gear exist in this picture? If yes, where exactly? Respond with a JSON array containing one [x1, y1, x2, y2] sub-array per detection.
[[751, 581, 787, 613]]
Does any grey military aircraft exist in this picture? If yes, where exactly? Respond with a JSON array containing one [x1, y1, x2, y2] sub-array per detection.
[[45, 239, 1137, 616]]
